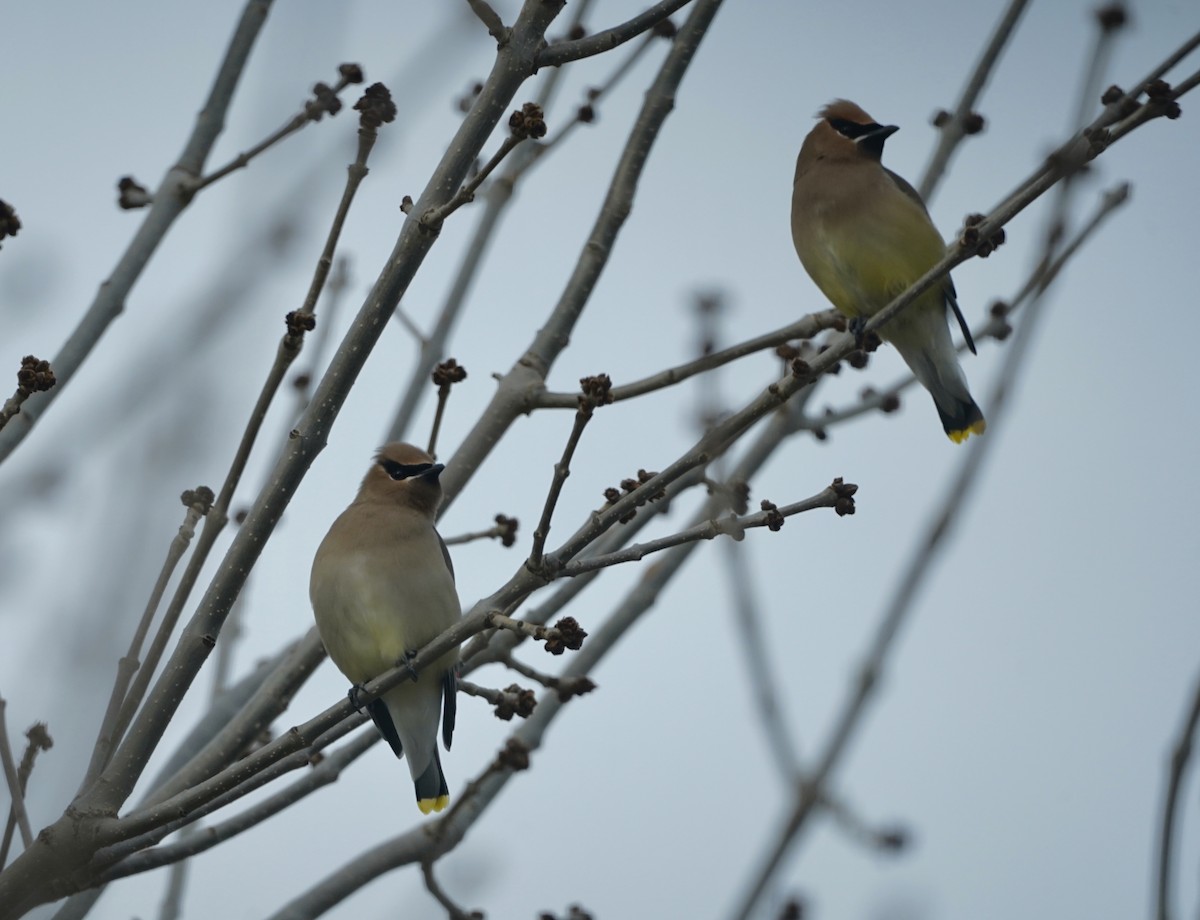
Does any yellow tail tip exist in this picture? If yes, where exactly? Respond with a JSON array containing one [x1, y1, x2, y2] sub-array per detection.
[[417, 794, 450, 815], [946, 419, 987, 444]]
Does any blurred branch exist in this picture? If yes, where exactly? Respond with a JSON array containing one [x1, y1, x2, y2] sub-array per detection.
[[0, 724, 51, 872], [0, 702, 33, 859], [536, 0, 692, 67], [1156, 668, 1200, 920], [0, 0, 275, 463], [721, 538, 802, 783], [919, 0, 1032, 201]]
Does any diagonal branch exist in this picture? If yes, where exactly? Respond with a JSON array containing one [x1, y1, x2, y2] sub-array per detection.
[[536, 0, 694, 67]]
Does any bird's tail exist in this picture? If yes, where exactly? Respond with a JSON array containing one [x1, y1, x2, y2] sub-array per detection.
[[892, 328, 986, 444], [933, 391, 987, 444], [414, 747, 449, 815]]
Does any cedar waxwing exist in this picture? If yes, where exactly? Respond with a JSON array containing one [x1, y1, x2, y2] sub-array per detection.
[[791, 99, 986, 442], [310, 442, 460, 814]]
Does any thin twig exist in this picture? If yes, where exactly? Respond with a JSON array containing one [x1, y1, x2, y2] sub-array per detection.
[[919, 0, 1032, 200], [1155, 667, 1200, 920], [465, 0, 508, 45], [422, 135, 523, 228], [192, 67, 364, 192], [536, 31, 661, 155], [537, 0, 693, 67], [442, 514, 517, 547], [0, 701, 33, 852], [81, 489, 213, 789], [557, 486, 851, 578], [156, 825, 195, 920], [534, 310, 840, 408], [422, 861, 478, 920], [528, 403, 596, 570], [0, 724, 51, 871]]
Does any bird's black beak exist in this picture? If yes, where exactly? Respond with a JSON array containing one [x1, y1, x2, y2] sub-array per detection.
[[856, 123, 898, 157], [419, 463, 445, 482]]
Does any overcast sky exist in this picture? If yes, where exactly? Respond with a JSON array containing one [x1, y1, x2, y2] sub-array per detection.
[[2, 1, 1199, 919]]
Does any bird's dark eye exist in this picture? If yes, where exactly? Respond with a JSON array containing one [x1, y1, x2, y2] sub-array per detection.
[[828, 117, 881, 140], [828, 117, 859, 137], [380, 459, 433, 481]]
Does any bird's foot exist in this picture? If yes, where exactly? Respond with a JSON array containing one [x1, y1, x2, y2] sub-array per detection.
[[849, 316, 868, 350], [399, 649, 419, 682], [347, 684, 368, 712]]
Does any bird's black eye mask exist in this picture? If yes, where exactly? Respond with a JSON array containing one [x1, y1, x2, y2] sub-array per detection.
[[379, 459, 434, 481], [827, 117, 895, 157]]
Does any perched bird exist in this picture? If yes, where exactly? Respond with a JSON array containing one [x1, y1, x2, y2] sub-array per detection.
[[310, 442, 460, 814], [791, 99, 986, 442]]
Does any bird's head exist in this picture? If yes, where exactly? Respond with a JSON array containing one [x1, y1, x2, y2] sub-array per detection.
[[801, 99, 899, 165], [359, 441, 445, 516]]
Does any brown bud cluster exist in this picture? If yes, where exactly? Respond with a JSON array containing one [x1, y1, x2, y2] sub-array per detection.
[[831, 477, 858, 517], [959, 213, 1006, 258], [306, 82, 342, 120], [494, 513, 519, 547], [494, 684, 537, 721], [1095, 3, 1128, 31], [760, 499, 785, 532], [496, 737, 531, 771], [1146, 79, 1182, 119], [354, 82, 397, 130], [880, 392, 901, 414], [16, 355, 55, 395], [545, 616, 587, 655], [962, 111, 986, 135], [847, 350, 869, 370], [116, 177, 152, 210], [180, 485, 215, 514], [432, 357, 468, 388], [556, 676, 596, 703], [0, 199, 20, 245], [338, 63, 365, 84], [578, 373, 613, 410], [1101, 84, 1125, 105], [509, 102, 547, 140], [285, 310, 316, 338]]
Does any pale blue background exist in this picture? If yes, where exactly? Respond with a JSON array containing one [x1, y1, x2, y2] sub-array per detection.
[[1, 1, 1198, 918]]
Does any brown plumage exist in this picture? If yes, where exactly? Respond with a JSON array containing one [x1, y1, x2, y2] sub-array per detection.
[[791, 100, 985, 442], [310, 443, 460, 813]]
